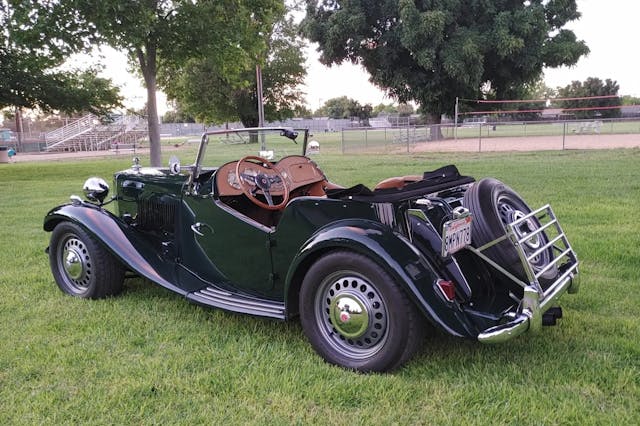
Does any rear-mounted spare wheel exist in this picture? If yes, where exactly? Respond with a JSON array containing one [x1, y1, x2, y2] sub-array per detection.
[[463, 178, 558, 288]]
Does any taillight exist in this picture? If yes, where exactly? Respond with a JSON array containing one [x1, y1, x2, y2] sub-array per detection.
[[436, 279, 456, 301]]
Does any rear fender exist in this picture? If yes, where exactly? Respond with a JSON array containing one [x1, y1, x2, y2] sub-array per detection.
[[286, 219, 477, 337], [44, 203, 183, 295]]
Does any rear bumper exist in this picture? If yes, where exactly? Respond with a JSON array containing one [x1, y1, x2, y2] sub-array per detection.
[[473, 203, 580, 344], [477, 267, 579, 343]]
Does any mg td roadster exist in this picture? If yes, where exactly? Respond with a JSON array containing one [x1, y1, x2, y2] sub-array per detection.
[[44, 127, 579, 372]]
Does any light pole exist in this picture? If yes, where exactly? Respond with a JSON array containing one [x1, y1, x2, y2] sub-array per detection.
[[454, 97, 459, 140], [256, 64, 266, 150]]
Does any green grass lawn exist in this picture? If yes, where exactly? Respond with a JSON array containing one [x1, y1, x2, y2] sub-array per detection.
[[1, 148, 639, 424]]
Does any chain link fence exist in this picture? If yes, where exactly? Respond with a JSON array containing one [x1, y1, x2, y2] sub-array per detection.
[[340, 118, 640, 153]]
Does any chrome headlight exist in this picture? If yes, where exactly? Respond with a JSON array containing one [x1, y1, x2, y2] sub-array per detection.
[[83, 177, 110, 204]]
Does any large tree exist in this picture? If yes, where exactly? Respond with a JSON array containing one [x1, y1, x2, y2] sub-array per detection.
[[161, 14, 306, 129], [11, 0, 284, 165], [318, 96, 356, 118], [302, 0, 589, 128], [1, 1, 122, 144], [557, 77, 620, 119]]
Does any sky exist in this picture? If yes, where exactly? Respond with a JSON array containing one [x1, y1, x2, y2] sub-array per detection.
[[98, 0, 640, 114]]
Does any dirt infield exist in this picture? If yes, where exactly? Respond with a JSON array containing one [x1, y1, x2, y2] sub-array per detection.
[[407, 133, 640, 153]]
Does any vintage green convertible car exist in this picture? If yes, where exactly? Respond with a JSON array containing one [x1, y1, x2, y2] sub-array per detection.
[[44, 127, 579, 372]]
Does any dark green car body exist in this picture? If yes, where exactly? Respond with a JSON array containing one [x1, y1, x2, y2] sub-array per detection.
[[44, 127, 579, 371]]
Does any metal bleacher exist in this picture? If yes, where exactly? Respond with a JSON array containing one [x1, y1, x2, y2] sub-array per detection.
[[45, 114, 148, 152]]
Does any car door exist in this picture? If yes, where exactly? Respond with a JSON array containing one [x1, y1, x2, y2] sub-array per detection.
[[180, 194, 275, 294]]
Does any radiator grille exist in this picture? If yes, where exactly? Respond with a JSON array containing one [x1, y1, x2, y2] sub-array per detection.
[[137, 198, 177, 232]]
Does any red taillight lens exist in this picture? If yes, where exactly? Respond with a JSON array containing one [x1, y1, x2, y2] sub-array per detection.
[[436, 279, 456, 301]]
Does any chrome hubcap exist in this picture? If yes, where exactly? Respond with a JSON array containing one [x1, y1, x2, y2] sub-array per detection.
[[315, 273, 388, 359], [58, 236, 92, 290], [63, 247, 83, 279], [330, 293, 369, 338]]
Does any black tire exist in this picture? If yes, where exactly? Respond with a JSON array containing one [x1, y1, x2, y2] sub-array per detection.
[[49, 221, 125, 299], [463, 178, 557, 285], [299, 250, 423, 372]]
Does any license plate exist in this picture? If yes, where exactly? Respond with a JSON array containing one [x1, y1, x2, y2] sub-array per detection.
[[442, 216, 472, 257]]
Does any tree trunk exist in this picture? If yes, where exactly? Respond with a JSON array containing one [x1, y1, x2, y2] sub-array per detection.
[[145, 74, 162, 166], [137, 45, 162, 167], [239, 116, 260, 145], [426, 113, 443, 141], [14, 107, 23, 149]]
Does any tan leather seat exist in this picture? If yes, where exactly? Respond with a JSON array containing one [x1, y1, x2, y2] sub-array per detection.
[[374, 175, 422, 190]]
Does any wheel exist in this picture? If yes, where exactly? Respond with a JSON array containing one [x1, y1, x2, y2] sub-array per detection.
[[49, 221, 125, 299], [235, 155, 290, 210], [299, 251, 423, 372], [463, 178, 557, 286]]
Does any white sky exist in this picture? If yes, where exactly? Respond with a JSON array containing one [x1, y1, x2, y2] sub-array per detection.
[[95, 0, 640, 114]]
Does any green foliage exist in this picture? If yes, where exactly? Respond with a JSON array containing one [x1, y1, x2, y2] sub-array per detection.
[[160, 13, 303, 128], [397, 103, 415, 117], [317, 96, 369, 121], [557, 77, 621, 119], [0, 1, 122, 115], [16, 0, 285, 165], [621, 95, 640, 106], [302, 0, 589, 122], [318, 97, 347, 118], [162, 103, 195, 124], [373, 103, 396, 116], [293, 104, 313, 119]]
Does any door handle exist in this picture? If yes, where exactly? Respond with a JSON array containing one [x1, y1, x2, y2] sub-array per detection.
[[191, 222, 213, 237]]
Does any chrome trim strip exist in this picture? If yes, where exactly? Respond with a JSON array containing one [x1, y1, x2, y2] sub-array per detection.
[[190, 286, 286, 318]]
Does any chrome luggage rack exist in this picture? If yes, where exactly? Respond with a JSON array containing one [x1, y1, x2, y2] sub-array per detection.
[[466, 204, 580, 343]]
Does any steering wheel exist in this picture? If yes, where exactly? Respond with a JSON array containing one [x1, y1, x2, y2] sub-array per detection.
[[235, 156, 290, 210]]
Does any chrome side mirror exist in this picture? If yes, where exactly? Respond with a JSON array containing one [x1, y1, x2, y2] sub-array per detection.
[[83, 177, 110, 204]]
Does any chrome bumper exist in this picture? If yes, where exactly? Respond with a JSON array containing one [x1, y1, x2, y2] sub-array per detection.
[[477, 268, 579, 343], [469, 204, 580, 344]]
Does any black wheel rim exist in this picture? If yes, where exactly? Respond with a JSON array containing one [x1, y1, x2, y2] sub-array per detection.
[[314, 271, 389, 360]]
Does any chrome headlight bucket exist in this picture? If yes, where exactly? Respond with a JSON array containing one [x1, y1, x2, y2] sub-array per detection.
[[83, 177, 110, 204]]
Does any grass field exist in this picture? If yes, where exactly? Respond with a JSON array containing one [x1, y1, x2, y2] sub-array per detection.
[[1, 148, 639, 424]]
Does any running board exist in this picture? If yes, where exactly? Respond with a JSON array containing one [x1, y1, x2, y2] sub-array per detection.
[[187, 286, 286, 319]]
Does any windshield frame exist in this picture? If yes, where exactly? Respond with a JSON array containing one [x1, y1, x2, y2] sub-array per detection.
[[191, 127, 309, 181]]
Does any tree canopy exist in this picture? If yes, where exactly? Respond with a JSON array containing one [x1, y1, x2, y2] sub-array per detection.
[[161, 14, 306, 128], [302, 0, 589, 123], [11, 0, 285, 165], [0, 1, 121, 118], [314, 96, 372, 124]]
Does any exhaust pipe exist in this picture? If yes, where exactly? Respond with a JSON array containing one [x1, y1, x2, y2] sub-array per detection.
[[542, 306, 563, 326]]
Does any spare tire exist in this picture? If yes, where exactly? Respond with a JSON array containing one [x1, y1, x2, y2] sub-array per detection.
[[463, 178, 557, 286]]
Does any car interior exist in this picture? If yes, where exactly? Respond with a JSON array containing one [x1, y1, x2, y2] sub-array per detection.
[[213, 155, 332, 227]]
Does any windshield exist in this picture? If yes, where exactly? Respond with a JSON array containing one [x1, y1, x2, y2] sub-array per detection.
[[193, 128, 308, 175]]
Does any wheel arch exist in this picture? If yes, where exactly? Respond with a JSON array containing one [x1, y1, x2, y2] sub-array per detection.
[[284, 220, 476, 337], [44, 203, 184, 295]]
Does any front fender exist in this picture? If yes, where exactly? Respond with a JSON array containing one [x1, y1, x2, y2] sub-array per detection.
[[286, 219, 477, 337], [44, 203, 184, 295]]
